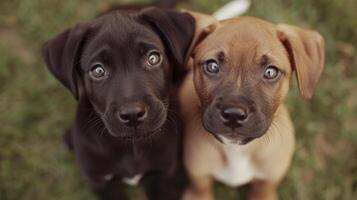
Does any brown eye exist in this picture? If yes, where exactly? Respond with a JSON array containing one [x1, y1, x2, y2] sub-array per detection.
[[264, 65, 280, 80], [147, 51, 162, 67], [90, 63, 107, 79], [204, 59, 220, 75]]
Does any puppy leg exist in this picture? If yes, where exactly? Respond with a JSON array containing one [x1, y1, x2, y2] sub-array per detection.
[[183, 175, 214, 200], [248, 180, 279, 200], [89, 179, 128, 200], [182, 129, 222, 200], [143, 170, 186, 200], [248, 106, 294, 200]]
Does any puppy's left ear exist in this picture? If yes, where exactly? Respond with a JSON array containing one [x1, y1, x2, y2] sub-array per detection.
[[139, 7, 195, 82], [42, 23, 90, 100], [277, 24, 325, 100]]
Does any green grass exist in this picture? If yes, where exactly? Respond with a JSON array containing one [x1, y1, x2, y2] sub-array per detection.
[[0, 0, 356, 199]]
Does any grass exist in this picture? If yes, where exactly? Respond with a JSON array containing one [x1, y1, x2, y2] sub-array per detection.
[[0, 0, 356, 199]]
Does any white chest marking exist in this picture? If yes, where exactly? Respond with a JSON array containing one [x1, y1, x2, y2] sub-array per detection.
[[104, 174, 114, 181], [122, 174, 143, 186], [213, 144, 259, 187]]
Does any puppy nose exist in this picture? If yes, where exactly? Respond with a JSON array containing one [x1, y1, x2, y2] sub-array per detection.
[[118, 103, 147, 126], [220, 106, 248, 123]]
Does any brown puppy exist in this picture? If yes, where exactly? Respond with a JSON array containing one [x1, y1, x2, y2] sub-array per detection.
[[180, 13, 325, 200]]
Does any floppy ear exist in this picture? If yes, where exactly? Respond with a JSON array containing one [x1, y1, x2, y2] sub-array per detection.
[[182, 11, 218, 71], [184, 11, 218, 62], [42, 23, 90, 99], [277, 24, 325, 100], [138, 7, 196, 82]]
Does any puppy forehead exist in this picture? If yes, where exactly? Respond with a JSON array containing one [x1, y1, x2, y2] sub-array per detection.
[[88, 13, 164, 51], [196, 17, 287, 65]]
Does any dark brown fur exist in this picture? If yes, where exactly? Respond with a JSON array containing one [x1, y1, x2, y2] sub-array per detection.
[[42, 7, 195, 200]]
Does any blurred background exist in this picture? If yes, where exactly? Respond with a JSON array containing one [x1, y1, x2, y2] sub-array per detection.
[[0, 0, 356, 199]]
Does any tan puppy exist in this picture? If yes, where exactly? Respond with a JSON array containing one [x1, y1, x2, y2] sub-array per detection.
[[180, 13, 325, 200]]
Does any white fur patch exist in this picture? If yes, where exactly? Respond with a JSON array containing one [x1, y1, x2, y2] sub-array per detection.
[[104, 174, 114, 181], [122, 174, 143, 186], [217, 135, 245, 145], [213, 144, 260, 187]]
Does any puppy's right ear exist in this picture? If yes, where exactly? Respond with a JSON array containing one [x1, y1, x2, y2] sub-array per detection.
[[42, 23, 90, 99], [184, 11, 218, 65]]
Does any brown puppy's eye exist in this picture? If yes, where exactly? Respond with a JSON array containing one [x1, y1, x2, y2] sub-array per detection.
[[90, 63, 107, 80], [147, 51, 162, 67], [264, 65, 280, 80], [204, 60, 220, 75]]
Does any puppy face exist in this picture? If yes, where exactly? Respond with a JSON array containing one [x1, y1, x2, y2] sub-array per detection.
[[81, 16, 170, 137], [191, 17, 324, 144], [43, 8, 194, 138]]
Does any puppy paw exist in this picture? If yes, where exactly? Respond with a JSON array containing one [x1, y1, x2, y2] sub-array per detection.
[[248, 190, 278, 200], [182, 188, 214, 200]]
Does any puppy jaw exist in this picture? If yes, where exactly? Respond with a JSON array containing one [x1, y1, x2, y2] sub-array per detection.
[[215, 134, 255, 145]]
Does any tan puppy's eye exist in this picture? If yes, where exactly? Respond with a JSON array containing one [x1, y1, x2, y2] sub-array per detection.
[[147, 50, 162, 68], [203, 60, 220, 75], [90, 63, 108, 80], [264, 65, 280, 80]]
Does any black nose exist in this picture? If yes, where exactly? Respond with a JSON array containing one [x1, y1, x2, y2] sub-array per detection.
[[220, 106, 248, 124], [118, 102, 147, 127]]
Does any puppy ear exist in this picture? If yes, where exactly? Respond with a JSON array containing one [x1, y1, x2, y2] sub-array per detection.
[[184, 11, 218, 63], [42, 23, 90, 99], [277, 24, 325, 100], [138, 7, 196, 82], [140, 7, 195, 66]]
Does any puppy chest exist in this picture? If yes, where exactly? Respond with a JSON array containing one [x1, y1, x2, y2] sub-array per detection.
[[213, 146, 261, 187], [103, 173, 143, 186], [116, 161, 145, 186], [114, 155, 147, 184], [122, 173, 143, 186]]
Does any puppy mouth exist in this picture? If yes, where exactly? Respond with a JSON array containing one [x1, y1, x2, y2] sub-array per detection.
[[105, 115, 167, 138], [102, 102, 168, 139], [113, 127, 163, 140], [204, 119, 268, 145]]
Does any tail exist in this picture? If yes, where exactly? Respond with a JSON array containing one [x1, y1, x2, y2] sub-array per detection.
[[213, 0, 251, 20]]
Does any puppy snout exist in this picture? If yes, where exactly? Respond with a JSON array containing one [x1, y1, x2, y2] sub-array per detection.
[[118, 102, 147, 127], [220, 106, 248, 123], [214, 95, 255, 128]]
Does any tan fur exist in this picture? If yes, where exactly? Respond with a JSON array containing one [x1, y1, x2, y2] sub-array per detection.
[[180, 15, 324, 200]]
